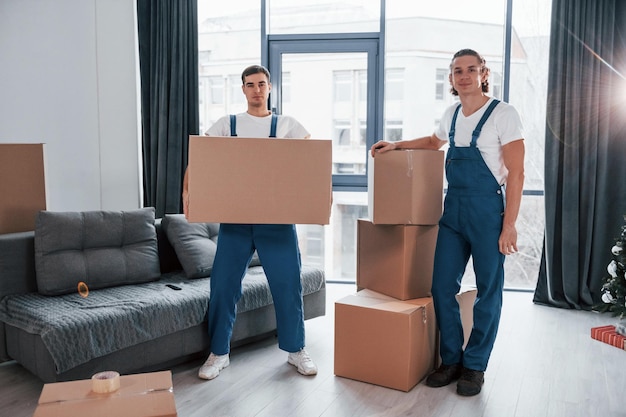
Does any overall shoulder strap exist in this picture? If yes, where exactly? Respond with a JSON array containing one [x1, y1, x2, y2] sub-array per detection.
[[470, 99, 500, 146], [448, 104, 462, 146], [269, 113, 278, 138], [229, 114, 237, 137]]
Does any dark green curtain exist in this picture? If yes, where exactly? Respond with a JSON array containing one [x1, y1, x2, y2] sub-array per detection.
[[534, 0, 626, 309], [137, 0, 199, 217]]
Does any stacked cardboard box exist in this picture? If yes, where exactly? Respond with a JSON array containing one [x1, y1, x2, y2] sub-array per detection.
[[0, 143, 47, 233], [358, 150, 445, 300], [366, 149, 444, 226], [591, 325, 626, 351], [334, 290, 437, 392], [356, 219, 438, 300], [335, 149, 457, 391]]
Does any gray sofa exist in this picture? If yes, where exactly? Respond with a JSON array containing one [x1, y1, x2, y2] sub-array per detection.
[[0, 208, 326, 382]]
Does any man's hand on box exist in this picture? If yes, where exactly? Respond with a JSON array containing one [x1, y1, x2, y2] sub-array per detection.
[[370, 140, 396, 157], [182, 190, 189, 219]]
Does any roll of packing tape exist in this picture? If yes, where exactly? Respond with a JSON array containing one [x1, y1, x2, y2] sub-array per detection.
[[91, 371, 120, 393]]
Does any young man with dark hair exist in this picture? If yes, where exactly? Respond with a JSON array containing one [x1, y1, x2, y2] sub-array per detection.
[[183, 65, 317, 381]]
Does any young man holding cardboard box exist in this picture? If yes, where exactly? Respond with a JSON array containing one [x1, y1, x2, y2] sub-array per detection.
[[371, 49, 525, 396], [182, 65, 317, 380]]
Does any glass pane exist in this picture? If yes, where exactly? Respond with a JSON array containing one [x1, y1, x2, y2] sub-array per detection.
[[505, 0, 551, 290], [268, 0, 380, 34], [197, 0, 261, 134], [510, 0, 551, 192], [297, 192, 368, 281], [280, 52, 369, 175], [386, 0, 504, 23], [384, 0, 505, 142]]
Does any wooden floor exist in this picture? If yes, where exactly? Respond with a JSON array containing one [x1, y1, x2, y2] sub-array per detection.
[[1, 283, 625, 417]]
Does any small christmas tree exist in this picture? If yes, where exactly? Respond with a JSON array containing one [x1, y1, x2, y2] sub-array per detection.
[[596, 214, 626, 320]]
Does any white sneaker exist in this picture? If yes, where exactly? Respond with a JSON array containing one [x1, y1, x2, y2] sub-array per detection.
[[198, 353, 230, 380], [288, 348, 318, 376]]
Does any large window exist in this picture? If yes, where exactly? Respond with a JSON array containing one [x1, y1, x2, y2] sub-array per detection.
[[197, 0, 551, 289]]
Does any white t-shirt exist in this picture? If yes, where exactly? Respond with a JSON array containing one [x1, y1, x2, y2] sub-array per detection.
[[434, 98, 524, 185], [205, 112, 310, 139]]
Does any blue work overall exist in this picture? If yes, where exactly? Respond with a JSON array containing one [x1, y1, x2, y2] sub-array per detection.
[[432, 99, 505, 372], [208, 113, 305, 355]]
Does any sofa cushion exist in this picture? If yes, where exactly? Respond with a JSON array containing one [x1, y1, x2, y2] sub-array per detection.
[[34, 208, 161, 295], [162, 214, 261, 279]]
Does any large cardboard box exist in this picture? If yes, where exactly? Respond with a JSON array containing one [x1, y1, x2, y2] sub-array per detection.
[[456, 288, 477, 348], [187, 136, 332, 225], [357, 219, 438, 300], [434, 288, 477, 365], [334, 290, 437, 392], [368, 149, 444, 225], [33, 371, 177, 417], [0, 143, 47, 233]]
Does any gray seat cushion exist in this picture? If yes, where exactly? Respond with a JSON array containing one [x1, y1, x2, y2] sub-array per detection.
[[34, 208, 161, 295], [162, 214, 261, 279]]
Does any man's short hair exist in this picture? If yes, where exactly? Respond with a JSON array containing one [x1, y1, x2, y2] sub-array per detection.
[[241, 65, 271, 84]]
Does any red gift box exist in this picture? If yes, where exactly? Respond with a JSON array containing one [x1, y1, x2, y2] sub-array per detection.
[[591, 325, 626, 351]]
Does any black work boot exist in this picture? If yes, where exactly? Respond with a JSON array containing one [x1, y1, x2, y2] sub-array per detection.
[[425, 363, 463, 387], [456, 367, 485, 396]]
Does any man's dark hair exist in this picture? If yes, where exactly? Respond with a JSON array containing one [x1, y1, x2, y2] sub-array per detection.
[[449, 49, 490, 96], [241, 65, 271, 84]]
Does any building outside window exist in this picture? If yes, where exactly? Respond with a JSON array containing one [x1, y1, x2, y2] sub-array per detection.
[[358, 70, 367, 102], [491, 71, 503, 100], [385, 68, 404, 101], [384, 119, 403, 142], [208, 76, 224, 105], [435, 68, 447, 100], [334, 119, 351, 147], [333, 71, 352, 102], [282, 72, 291, 103], [228, 74, 244, 105]]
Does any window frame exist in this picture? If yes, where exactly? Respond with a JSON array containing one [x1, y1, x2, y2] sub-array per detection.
[[266, 33, 383, 190]]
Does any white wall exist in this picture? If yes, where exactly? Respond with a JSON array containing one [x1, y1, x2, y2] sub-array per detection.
[[0, 0, 142, 211]]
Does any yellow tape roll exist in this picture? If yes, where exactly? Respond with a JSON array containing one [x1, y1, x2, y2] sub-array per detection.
[[91, 371, 121, 393]]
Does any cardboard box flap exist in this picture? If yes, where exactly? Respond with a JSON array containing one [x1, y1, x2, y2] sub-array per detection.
[[353, 288, 397, 301], [337, 290, 432, 315]]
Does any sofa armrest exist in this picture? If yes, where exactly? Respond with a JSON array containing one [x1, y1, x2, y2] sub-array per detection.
[[0, 231, 38, 297], [0, 231, 37, 363]]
